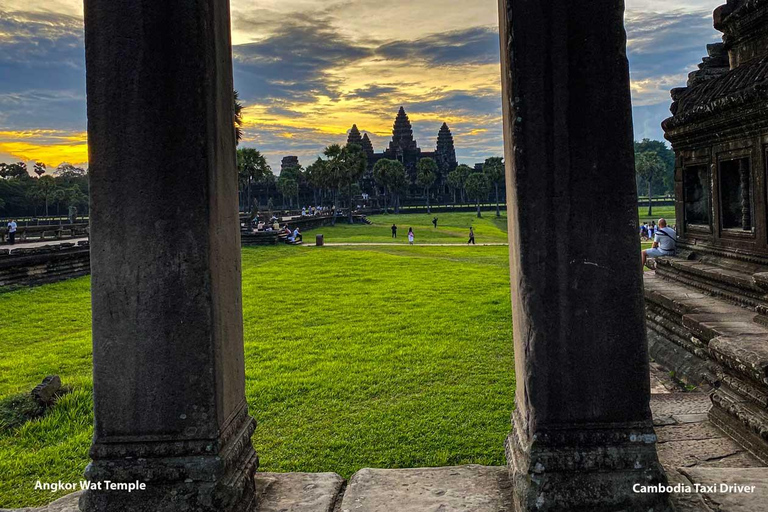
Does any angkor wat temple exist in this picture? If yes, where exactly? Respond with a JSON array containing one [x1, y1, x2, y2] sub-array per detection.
[[346, 106, 458, 180]]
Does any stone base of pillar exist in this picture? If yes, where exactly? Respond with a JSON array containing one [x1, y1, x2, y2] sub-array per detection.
[[506, 409, 671, 512], [78, 407, 258, 512]]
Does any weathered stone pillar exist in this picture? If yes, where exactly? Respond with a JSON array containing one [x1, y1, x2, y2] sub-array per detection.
[[497, 1, 670, 510], [80, 1, 257, 511]]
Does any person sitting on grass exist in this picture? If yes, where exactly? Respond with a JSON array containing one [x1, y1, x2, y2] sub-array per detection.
[[642, 218, 676, 268]]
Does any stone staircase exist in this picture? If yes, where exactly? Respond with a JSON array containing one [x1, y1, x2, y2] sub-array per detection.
[[645, 254, 768, 464]]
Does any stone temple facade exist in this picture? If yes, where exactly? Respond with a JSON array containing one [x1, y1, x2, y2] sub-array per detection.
[[346, 107, 458, 180], [648, 0, 768, 463]]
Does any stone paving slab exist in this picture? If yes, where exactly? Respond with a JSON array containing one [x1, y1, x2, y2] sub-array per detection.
[[0, 491, 81, 512], [339, 465, 512, 512], [650, 393, 711, 416], [680, 468, 768, 511], [254, 472, 344, 512]]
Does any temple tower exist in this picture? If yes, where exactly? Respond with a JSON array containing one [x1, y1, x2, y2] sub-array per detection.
[[347, 124, 363, 147], [435, 122, 458, 176], [387, 107, 419, 154], [361, 133, 375, 160], [281, 156, 299, 172]]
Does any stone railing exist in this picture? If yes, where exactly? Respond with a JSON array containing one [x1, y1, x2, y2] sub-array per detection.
[[0, 241, 91, 289], [0, 223, 89, 244]]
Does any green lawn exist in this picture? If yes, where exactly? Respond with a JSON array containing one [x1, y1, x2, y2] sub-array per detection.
[[314, 212, 509, 244], [0, 209, 660, 507], [638, 205, 676, 227], [0, 244, 515, 508]]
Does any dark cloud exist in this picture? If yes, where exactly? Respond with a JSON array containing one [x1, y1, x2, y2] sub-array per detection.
[[406, 89, 501, 117], [626, 10, 719, 80], [344, 85, 400, 100], [376, 27, 500, 66], [233, 21, 373, 104], [0, 11, 86, 129]]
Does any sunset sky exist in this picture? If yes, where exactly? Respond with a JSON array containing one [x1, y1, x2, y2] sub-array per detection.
[[0, 0, 722, 172]]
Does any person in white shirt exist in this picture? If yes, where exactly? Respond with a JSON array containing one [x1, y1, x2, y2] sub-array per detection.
[[642, 218, 676, 268], [7, 219, 17, 245]]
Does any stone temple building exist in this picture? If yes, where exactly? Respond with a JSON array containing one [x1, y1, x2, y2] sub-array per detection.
[[280, 155, 299, 173], [647, 0, 768, 463], [346, 107, 458, 180]]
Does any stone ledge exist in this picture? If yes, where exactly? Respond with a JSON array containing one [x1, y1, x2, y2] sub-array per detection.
[[339, 465, 513, 512]]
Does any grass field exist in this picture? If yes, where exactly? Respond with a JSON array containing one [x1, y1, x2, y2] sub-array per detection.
[[315, 212, 509, 244], [0, 208, 662, 507], [0, 243, 515, 507]]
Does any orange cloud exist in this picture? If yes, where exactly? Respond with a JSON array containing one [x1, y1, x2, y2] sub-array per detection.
[[0, 131, 88, 166]]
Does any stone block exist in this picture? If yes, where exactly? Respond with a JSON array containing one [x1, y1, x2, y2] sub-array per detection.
[[254, 472, 343, 512], [680, 467, 768, 511], [339, 465, 512, 512], [31, 375, 61, 405]]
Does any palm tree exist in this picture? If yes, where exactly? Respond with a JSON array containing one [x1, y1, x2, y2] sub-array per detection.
[[234, 90, 244, 144], [465, 173, 491, 218], [237, 148, 271, 213], [483, 157, 505, 217], [416, 158, 437, 213]]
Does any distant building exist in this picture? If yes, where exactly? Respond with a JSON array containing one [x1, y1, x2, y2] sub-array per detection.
[[280, 156, 299, 173], [346, 107, 458, 182]]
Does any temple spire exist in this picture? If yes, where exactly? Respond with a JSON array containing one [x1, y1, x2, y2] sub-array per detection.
[[347, 124, 363, 147], [435, 122, 457, 175], [388, 106, 419, 152], [361, 133, 374, 159]]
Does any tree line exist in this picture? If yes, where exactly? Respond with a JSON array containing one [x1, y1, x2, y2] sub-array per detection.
[[237, 146, 506, 221], [0, 162, 89, 220]]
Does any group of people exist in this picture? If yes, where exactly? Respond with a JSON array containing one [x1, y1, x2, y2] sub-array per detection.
[[252, 217, 302, 244], [390, 221, 476, 245], [300, 206, 329, 217], [640, 221, 659, 241]]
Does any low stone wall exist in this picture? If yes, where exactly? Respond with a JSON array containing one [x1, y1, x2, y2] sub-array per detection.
[[0, 223, 89, 244], [0, 241, 91, 289]]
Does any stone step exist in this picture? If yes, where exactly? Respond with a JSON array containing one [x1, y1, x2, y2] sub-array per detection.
[[645, 273, 768, 389], [654, 255, 768, 313]]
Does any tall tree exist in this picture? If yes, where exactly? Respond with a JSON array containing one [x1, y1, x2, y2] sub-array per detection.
[[465, 173, 491, 218], [416, 158, 438, 214], [634, 139, 675, 197], [373, 159, 407, 213], [483, 157, 505, 217], [635, 151, 667, 216], [276, 177, 298, 209], [453, 164, 472, 203], [340, 144, 367, 223], [27, 175, 58, 216], [0, 162, 28, 180], [33, 162, 46, 178], [237, 148, 271, 213], [234, 90, 244, 144]]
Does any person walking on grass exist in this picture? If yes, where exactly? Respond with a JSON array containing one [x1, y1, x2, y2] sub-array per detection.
[[467, 226, 475, 245], [7, 219, 17, 245], [391, 224, 397, 238], [408, 227, 414, 245], [432, 217, 438, 228]]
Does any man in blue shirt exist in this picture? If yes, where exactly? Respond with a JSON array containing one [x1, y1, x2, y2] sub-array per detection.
[[642, 218, 676, 268]]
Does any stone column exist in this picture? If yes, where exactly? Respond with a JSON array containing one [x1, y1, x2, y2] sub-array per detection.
[[497, 1, 669, 510], [80, 1, 257, 511]]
